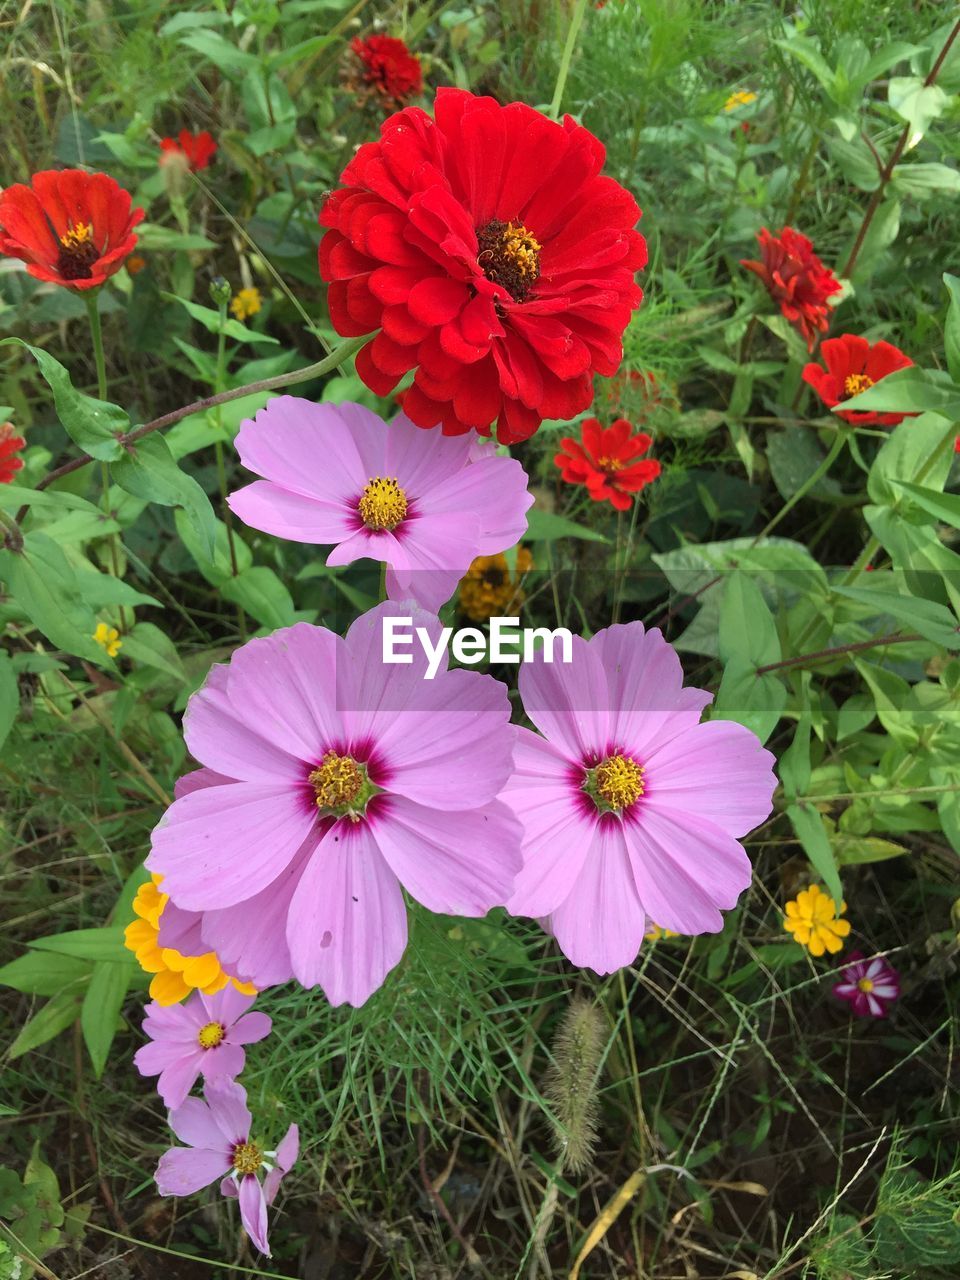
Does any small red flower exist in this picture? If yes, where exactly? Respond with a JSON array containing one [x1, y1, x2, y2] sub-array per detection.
[[555, 417, 660, 511], [0, 422, 26, 484], [159, 130, 217, 172], [0, 169, 144, 291], [802, 334, 914, 426], [350, 35, 423, 105], [319, 88, 646, 445], [741, 226, 841, 352]]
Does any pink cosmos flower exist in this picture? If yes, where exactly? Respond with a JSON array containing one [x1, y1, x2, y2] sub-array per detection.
[[134, 985, 272, 1109], [156, 1077, 298, 1257], [504, 622, 777, 974], [227, 397, 533, 611], [147, 602, 522, 1007], [832, 951, 900, 1018]]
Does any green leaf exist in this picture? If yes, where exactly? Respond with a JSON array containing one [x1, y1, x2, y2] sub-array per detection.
[[713, 653, 786, 745], [766, 430, 844, 503], [81, 961, 132, 1078], [175, 508, 252, 587], [0, 950, 91, 996], [120, 622, 187, 681], [892, 162, 960, 197], [177, 29, 259, 74], [27, 926, 131, 963], [524, 508, 609, 543], [0, 338, 129, 461], [112, 435, 217, 559], [221, 565, 298, 629], [786, 802, 842, 904], [775, 35, 836, 94], [848, 367, 960, 418], [8, 987, 84, 1059], [944, 273, 960, 384], [867, 412, 958, 504], [0, 486, 107, 517], [0, 532, 103, 662], [888, 76, 950, 141], [832, 582, 960, 649], [161, 293, 278, 345], [0, 649, 18, 751], [853, 659, 919, 749], [833, 834, 907, 866], [779, 711, 811, 802], [719, 572, 781, 666]]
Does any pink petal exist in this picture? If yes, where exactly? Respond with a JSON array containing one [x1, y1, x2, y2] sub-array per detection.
[[205, 1078, 252, 1146], [203, 1041, 246, 1083], [134, 1040, 193, 1078], [228, 480, 356, 545], [518, 636, 610, 759], [549, 821, 648, 974], [157, 1053, 205, 1110], [156, 1146, 232, 1196], [167, 1096, 229, 1150], [234, 396, 366, 501], [183, 664, 305, 784], [415, 453, 532, 554], [286, 821, 407, 1007], [148, 783, 317, 910], [265, 1123, 299, 1205], [373, 796, 521, 915], [239, 1174, 271, 1256], [228, 1011, 272, 1045], [199, 984, 256, 1026], [644, 720, 776, 838]]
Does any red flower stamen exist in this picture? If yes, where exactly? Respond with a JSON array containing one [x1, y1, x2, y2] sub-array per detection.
[[555, 416, 660, 511]]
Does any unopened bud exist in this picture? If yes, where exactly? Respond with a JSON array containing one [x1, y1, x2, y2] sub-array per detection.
[[209, 276, 232, 308]]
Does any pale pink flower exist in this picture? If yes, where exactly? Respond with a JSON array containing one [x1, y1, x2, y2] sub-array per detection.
[[505, 622, 777, 974], [832, 951, 900, 1018], [156, 1077, 298, 1257], [148, 602, 521, 1007], [227, 398, 532, 610], [134, 985, 271, 1108]]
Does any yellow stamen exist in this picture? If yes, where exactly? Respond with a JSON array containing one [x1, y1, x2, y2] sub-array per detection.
[[844, 372, 874, 398], [310, 751, 362, 809], [477, 219, 542, 300], [857, 978, 874, 994], [232, 1141, 263, 1176], [197, 1020, 225, 1049], [594, 754, 644, 811], [60, 222, 94, 249], [358, 476, 407, 531]]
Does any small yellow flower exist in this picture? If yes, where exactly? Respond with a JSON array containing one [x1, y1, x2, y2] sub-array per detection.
[[230, 286, 262, 321], [724, 90, 757, 112], [123, 875, 256, 1005], [783, 883, 851, 956], [458, 548, 533, 623], [93, 622, 122, 658], [644, 923, 680, 942]]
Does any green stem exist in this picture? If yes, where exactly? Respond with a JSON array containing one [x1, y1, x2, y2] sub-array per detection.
[[378, 560, 387, 603], [549, 0, 588, 120], [755, 427, 849, 544], [0, 504, 23, 552], [84, 290, 108, 400]]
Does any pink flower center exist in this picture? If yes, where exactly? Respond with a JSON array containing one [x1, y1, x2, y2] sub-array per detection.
[[477, 219, 541, 301], [197, 1020, 225, 1049], [56, 222, 98, 281], [585, 753, 644, 813], [358, 476, 407, 531], [232, 1140, 263, 1176], [309, 750, 378, 821], [843, 372, 873, 398]]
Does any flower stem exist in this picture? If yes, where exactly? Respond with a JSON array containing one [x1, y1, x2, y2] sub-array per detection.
[[549, 0, 589, 121], [755, 427, 849, 543], [84, 290, 108, 400]]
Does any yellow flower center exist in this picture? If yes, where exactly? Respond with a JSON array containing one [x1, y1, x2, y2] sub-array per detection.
[[197, 1020, 226, 1049], [593, 754, 644, 812], [843, 372, 874, 398], [857, 978, 874, 994], [596, 455, 623, 473], [232, 1141, 263, 1176], [477, 219, 542, 301], [310, 751, 363, 809], [56, 222, 99, 282], [358, 476, 408, 531]]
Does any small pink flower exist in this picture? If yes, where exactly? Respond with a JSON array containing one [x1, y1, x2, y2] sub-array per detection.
[[156, 1078, 298, 1257], [832, 951, 900, 1018], [147, 602, 522, 1007], [504, 622, 777, 974], [134, 985, 272, 1109], [227, 398, 533, 611]]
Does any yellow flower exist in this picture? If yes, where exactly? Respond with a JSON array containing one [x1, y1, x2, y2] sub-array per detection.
[[123, 875, 256, 1005], [783, 884, 851, 956], [458, 548, 533, 623], [93, 622, 122, 658], [644, 923, 680, 942], [230, 286, 262, 321], [724, 90, 757, 112]]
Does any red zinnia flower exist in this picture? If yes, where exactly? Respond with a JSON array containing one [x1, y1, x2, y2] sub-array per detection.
[[802, 334, 914, 426], [350, 35, 423, 104], [0, 169, 144, 291], [159, 129, 217, 172], [555, 417, 660, 510], [0, 423, 25, 484], [740, 226, 841, 352], [319, 88, 646, 445]]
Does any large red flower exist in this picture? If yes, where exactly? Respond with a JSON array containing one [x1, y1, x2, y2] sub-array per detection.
[[0, 422, 25, 484], [350, 35, 423, 104], [0, 169, 143, 291], [802, 334, 914, 426], [319, 88, 646, 445], [555, 417, 660, 510], [741, 226, 841, 352], [159, 129, 217, 172]]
